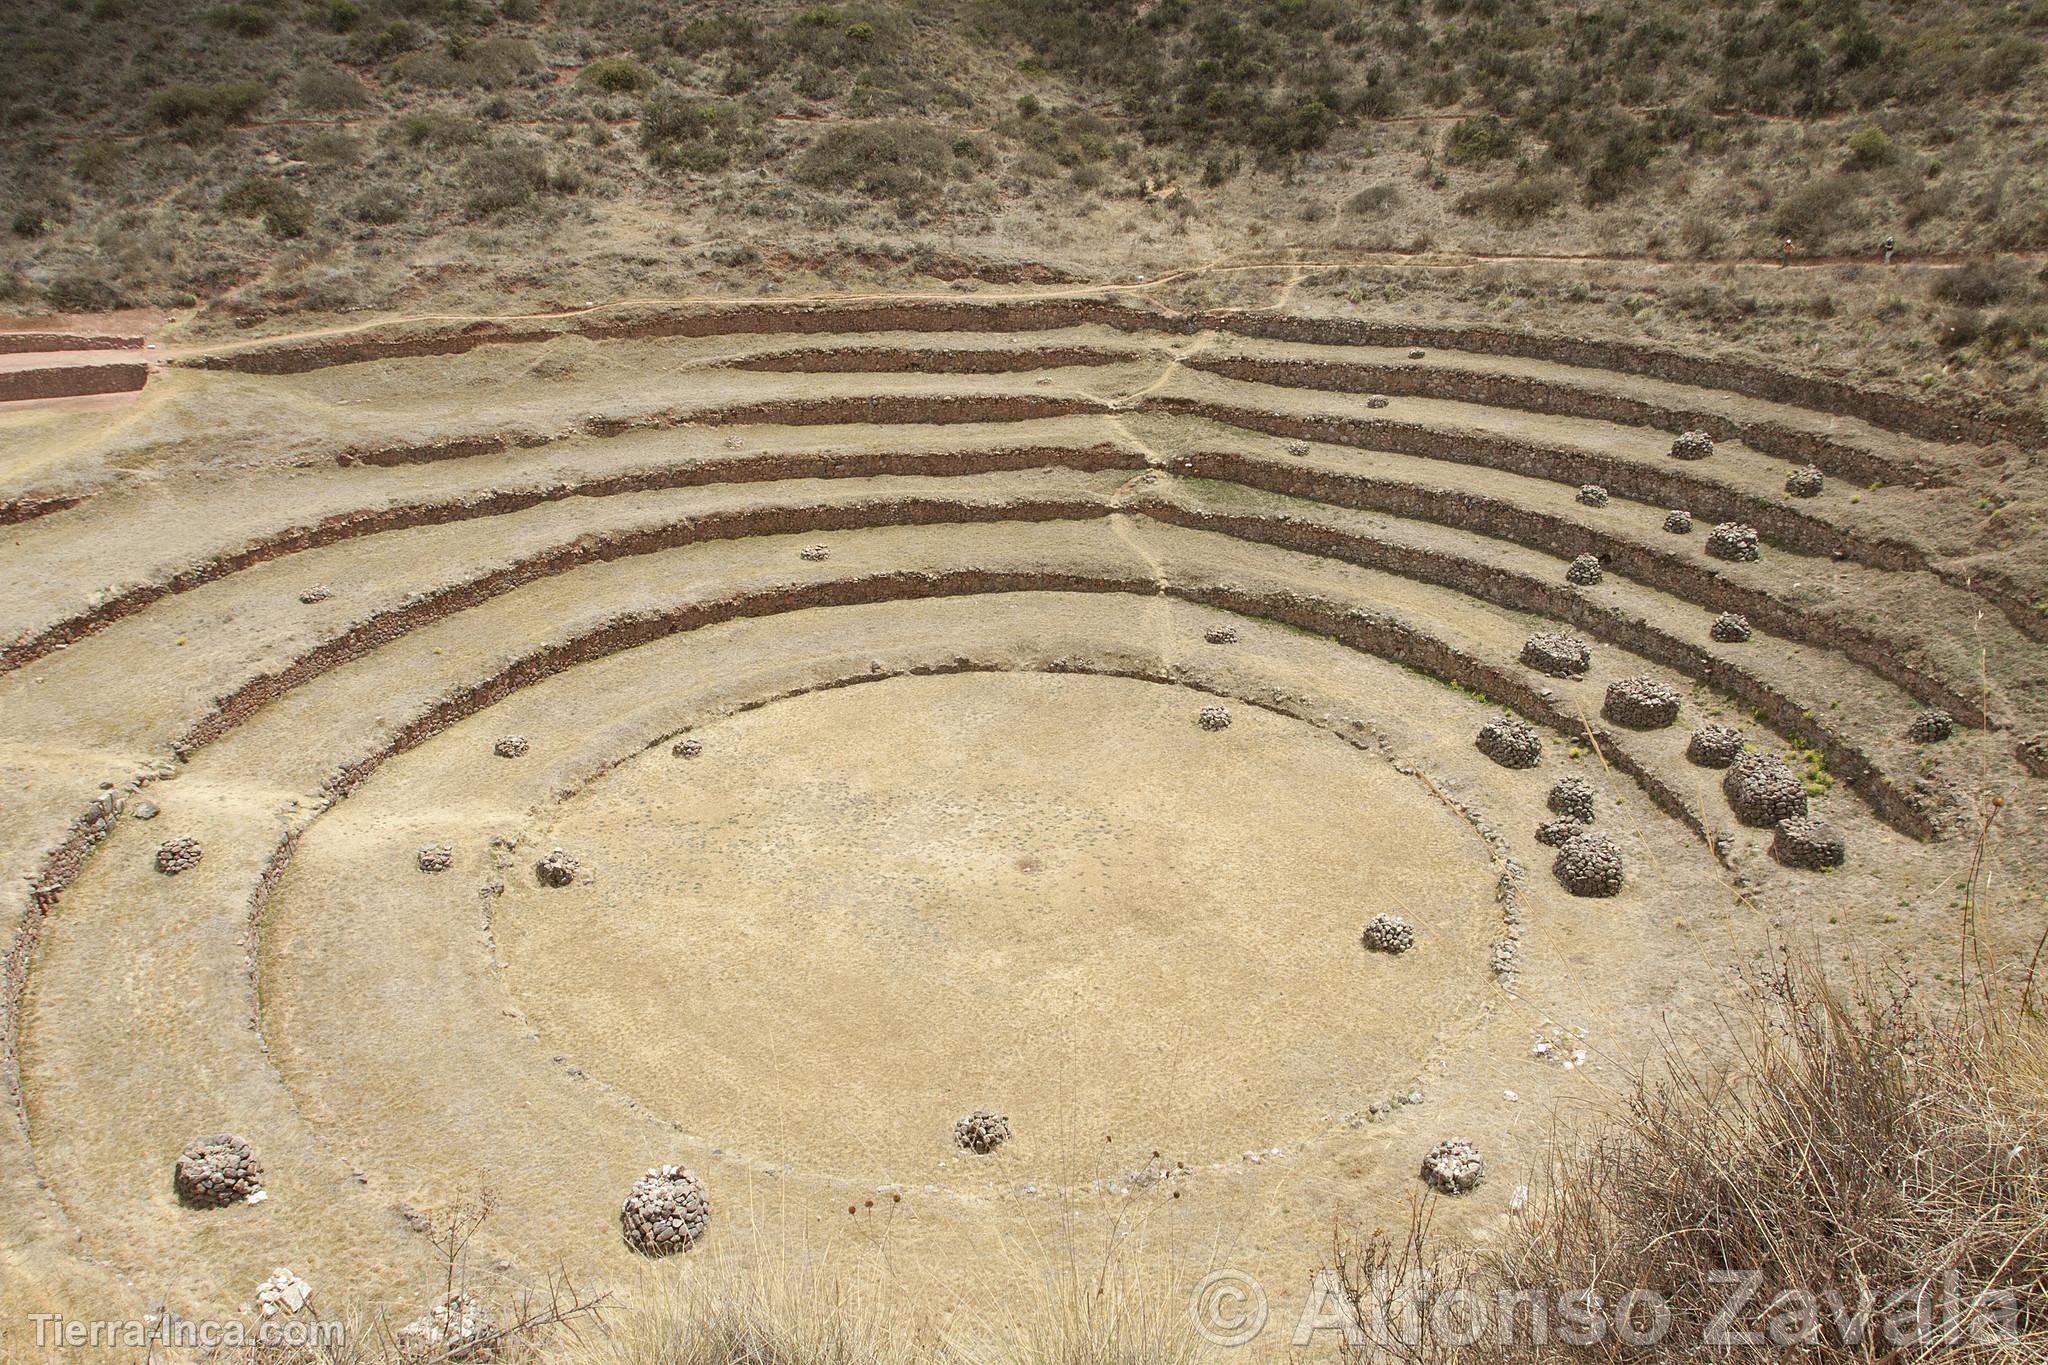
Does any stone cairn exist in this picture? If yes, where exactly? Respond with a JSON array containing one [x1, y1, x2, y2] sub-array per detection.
[[1577, 484, 1610, 508], [1723, 753, 1809, 827], [1663, 510, 1694, 534], [798, 545, 831, 561], [1785, 465, 1824, 498], [1710, 612, 1753, 643], [1420, 1138, 1485, 1194], [155, 835, 203, 876], [1706, 522, 1761, 563], [1602, 677, 1681, 729], [1536, 817, 1588, 847], [1553, 832, 1624, 897], [1670, 430, 1715, 461], [620, 1166, 710, 1257], [535, 848, 581, 887], [1772, 816, 1846, 870], [955, 1110, 1012, 1154], [1548, 776, 1597, 823], [1476, 714, 1542, 769], [494, 735, 529, 759], [673, 736, 704, 758], [1565, 553, 1604, 586], [174, 1133, 263, 1208], [1285, 439, 1312, 456], [1204, 626, 1239, 644], [416, 845, 453, 873], [1197, 705, 1233, 731], [1520, 631, 1592, 678], [1686, 723, 1746, 769], [298, 585, 332, 605], [396, 1292, 497, 1362], [1365, 395, 1390, 409], [1908, 709, 1955, 743], [1361, 914, 1415, 955]]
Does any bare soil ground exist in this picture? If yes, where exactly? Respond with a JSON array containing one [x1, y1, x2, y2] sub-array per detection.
[[0, 285, 2041, 1358]]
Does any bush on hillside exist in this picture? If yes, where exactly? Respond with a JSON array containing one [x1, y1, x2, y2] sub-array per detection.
[[147, 80, 268, 127]]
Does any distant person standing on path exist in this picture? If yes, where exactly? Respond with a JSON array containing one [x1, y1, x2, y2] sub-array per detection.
[[1883, 234, 1896, 267], [1780, 236, 1794, 267]]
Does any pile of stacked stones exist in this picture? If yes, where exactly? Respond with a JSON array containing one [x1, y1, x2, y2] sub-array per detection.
[[1723, 752, 1844, 869], [1772, 816, 1847, 870], [1539, 776, 1598, 848], [1706, 523, 1761, 562], [535, 848, 580, 887], [1520, 631, 1591, 678], [619, 1166, 710, 1257], [154, 835, 203, 875], [1361, 914, 1415, 955], [1711, 613, 1752, 643], [1687, 723, 1746, 768], [396, 1293, 497, 1361], [1553, 831, 1625, 896], [1476, 715, 1542, 769], [955, 1111, 1012, 1154], [174, 1133, 263, 1208], [1909, 709, 1954, 743], [1420, 1138, 1484, 1194], [1602, 677, 1681, 729]]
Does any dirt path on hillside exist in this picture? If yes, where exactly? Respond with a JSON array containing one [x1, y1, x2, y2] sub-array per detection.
[[147, 248, 2026, 364]]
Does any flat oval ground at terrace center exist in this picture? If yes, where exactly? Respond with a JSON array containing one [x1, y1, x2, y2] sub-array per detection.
[[494, 671, 1499, 1184]]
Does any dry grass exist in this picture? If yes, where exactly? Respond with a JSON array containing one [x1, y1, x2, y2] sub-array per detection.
[[539, 1258, 912, 1365], [1336, 951, 2048, 1362]]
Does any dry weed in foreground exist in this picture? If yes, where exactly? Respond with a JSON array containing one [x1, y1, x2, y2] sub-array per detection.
[[539, 1257, 911, 1365], [527, 1226, 1207, 1365], [1338, 952, 2048, 1362]]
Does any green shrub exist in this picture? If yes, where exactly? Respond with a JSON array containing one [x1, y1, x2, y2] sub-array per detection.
[[70, 139, 121, 185], [324, 0, 362, 33], [295, 67, 373, 113], [1345, 183, 1399, 216], [462, 143, 549, 216], [347, 185, 407, 225], [578, 57, 649, 93], [1770, 174, 1866, 244], [207, 4, 275, 37], [398, 109, 484, 149], [1455, 171, 1570, 223], [639, 88, 756, 174], [1980, 37, 2042, 92], [147, 81, 268, 126], [1844, 124, 1894, 170], [1442, 113, 1514, 165], [10, 201, 62, 238], [1932, 259, 2027, 308], [370, 20, 419, 58], [793, 120, 954, 204], [223, 176, 312, 238]]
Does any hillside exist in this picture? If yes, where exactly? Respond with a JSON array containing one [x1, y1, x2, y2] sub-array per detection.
[[2, 0, 2045, 414]]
